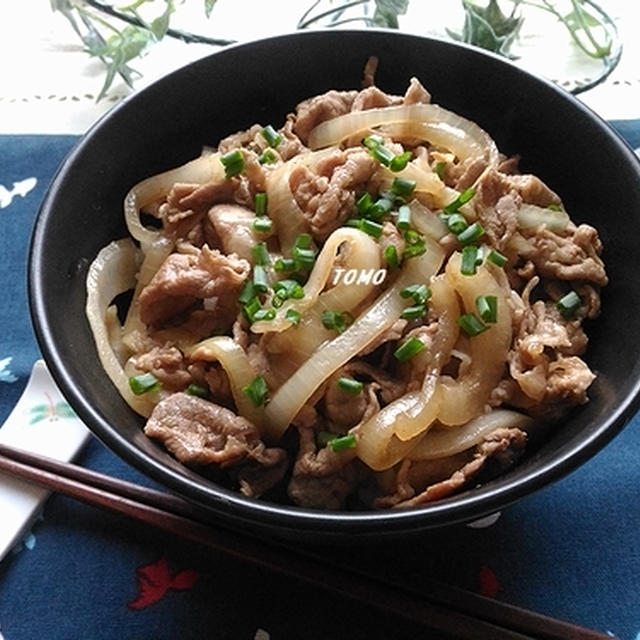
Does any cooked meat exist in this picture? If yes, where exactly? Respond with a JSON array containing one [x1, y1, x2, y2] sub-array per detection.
[[293, 90, 358, 144], [145, 393, 286, 486], [133, 343, 191, 391], [287, 425, 361, 510], [289, 148, 378, 240], [138, 246, 250, 327], [508, 300, 592, 403], [402, 77, 431, 105], [324, 378, 381, 430], [512, 224, 608, 286], [379, 427, 527, 508]]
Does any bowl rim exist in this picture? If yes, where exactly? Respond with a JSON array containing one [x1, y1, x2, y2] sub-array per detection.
[[28, 29, 640, 537]]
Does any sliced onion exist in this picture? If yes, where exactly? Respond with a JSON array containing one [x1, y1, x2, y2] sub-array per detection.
[[125, 152, 224, 251], [262, 239, 445, 442], [186, 336, 264, 432], [252, 227, 379, 334], [86, 238, 155, 417], [356, 272, 459, 469], [263, 228, 381, 373], [407, 199, 449, 241], [517, 203, 570, 233], [437, 252, 512, 426], [122, 236, 174, 343], [308, 104, 499, 166], [409, 409, 534, 461]]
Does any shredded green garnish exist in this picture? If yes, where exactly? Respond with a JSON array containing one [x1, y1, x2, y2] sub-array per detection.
[[242, 375, 269, 407], [556, 290, 581, 318], [220, 149, 245, 178], [457, 313, 488, 337], [129, 372, 161, 395], [337, 377, 364, 395], [476, 295, 498, 324], [261, 124, 283, 148], [394, 336, 426, 362]]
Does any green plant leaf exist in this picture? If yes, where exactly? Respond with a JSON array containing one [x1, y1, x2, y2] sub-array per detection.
[[373, 0, 409, 28], [204, 0, 217, 19]]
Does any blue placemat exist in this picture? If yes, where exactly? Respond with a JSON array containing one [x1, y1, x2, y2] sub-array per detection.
[[0, 128, 639, 640]]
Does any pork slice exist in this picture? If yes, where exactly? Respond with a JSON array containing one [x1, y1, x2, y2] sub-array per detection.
[[133, 343, 191, 391], [145, 393, 287, 498], [508, 300, 594, 404], [386, 427, 527, 508], [139, 246, 250, 327], [289, 149, 378, 240], [287, 425, 361, 510], [293, 89, 358, 144], [402, 77, 432, 105], [513, 224, 608, 286]]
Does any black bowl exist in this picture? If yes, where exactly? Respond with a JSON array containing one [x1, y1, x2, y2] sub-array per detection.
[[29, 30, 640, 541]]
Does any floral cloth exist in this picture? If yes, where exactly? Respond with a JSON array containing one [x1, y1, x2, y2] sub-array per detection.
[[0, 132, 638, 639]]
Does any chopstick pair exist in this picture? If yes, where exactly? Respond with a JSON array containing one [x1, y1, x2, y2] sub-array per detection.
[[0, 442, 611, 640]]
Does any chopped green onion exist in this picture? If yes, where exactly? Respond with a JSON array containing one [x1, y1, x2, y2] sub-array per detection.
[[384, 245, 399, 269], [129, 372, 161, 395], [336, 377, 363, 395], [285, 308, 302, 325], [396, 204, 412, 230], [401, 304, 427, 320], [238, 279, 256, 305], [367, 197, 394, 221], [220, 149, 245, 178], [274, 257, 296, 272], [254, 192, 268, 216], [242, 375, 269, 407], [400, 283, 431, 305], [273, 279, 305, 300], [186, 383, 208, 398], [547, 203, 562, 211], [293, 246, 316, 271], [402, 230, 426, 258], [294, 233, 313, 250], [252, 264, 270, 293], [321, 310, 352, 334], [476, 295, 498, 323], [258, 149, 278, 165], [487, 249, 508, 268], [445, 212, 468, 235], [556, 291, 581, 318], [327, 433, 357, 452], [369, 144, 395, 166], [457, 313, 488, 337], [460, 245, 481, 276], [363, 134, 384, 149], [394, 336, 426, 363], [261, 125, 283, 148], [443, 187, 476, 214], [457, 222, 485, 246], [243, 297, 262, 322], [253, 217, 273, 234], [435, 161, 446, 180], [252, 242, 271, 266], [389, 151, 412, 172], [391, 177, 416, 198], [356, 192, 374, 215], [358, 218, 384, 238], [252, 308, 276, 321]]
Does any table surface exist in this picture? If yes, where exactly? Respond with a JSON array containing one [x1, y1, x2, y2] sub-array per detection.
[[1, 2, 639, 639]]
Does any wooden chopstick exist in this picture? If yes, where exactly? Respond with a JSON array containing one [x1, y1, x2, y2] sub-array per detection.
[[0, 443, 611, 640]]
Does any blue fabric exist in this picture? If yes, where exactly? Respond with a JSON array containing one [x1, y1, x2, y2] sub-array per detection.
[[0, 131, 639, 640]]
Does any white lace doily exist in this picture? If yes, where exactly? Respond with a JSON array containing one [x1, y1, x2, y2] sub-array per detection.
[[1, 1, 638, 134]]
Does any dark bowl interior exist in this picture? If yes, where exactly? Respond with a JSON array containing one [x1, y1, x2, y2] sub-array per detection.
[[29, 30, 640, 541]]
